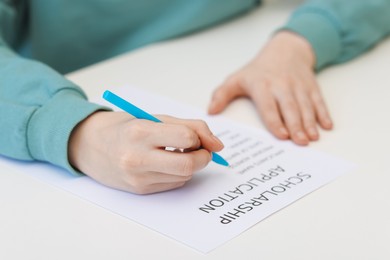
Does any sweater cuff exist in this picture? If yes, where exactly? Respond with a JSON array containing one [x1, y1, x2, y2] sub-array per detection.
[[27, 89, 111, 175], [281, 11, 342, 70]]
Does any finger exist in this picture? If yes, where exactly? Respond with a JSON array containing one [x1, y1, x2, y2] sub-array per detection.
[[250, 84, 289, 140], [127, 171, 192, 187], [130, 181, 187, 195], [274, 85, 309, 145], [160, 116, 224, 152], [144, 122, 202, 150], [208, 77, 246, 114], [310, 86, 333, 130], [146, 148, 211, 177], [294, 86, 319, 141]]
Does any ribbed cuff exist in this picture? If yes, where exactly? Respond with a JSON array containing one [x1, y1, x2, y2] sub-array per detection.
[[27, 89, 111, 175], [281, 11, 342, 70]]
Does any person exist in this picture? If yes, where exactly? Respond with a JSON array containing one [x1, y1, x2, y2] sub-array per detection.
[[0, 0, 389, 194]]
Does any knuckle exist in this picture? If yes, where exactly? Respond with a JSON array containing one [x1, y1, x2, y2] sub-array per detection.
[[194, 119, 207, 128], [192, 119, 209, 132], [118, 152, 144, 172], [126, 121, 150, 140], [179, 127, 198, 147]]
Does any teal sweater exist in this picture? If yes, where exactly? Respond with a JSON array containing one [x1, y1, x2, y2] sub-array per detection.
[[0, 0, 389, 173]]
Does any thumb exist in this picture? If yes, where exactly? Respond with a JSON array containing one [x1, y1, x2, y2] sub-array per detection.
[[208, 78, 245, 114]]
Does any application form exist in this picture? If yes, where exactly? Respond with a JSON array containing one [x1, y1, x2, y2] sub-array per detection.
[[0, 86, 355, 253]]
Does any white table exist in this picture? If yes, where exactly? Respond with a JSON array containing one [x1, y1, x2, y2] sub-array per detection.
[[1, 1, 390, 259]]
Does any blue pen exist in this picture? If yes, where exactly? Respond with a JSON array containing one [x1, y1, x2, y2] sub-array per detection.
[[103, 90, 229, 167]]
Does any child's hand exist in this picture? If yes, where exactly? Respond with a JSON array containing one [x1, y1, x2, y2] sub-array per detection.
[[208, 31, 333, 145], [68, 111, 224, 194]]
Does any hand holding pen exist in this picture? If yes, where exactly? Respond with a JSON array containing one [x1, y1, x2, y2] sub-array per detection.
[[68, 91, 227, 195]]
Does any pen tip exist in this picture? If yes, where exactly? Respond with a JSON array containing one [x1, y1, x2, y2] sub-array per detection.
[[211, 152, 229, 167], [103, 90, 110, 98]]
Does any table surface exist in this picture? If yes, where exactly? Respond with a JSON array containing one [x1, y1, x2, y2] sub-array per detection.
[[1, 1, 390, 259]]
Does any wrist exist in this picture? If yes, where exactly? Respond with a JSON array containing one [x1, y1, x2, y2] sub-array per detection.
[[68, 111, 107, 172], [267, 31, 316, 69]]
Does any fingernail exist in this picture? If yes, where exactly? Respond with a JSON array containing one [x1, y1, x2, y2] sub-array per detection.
[[308, 127, 318, 139], [325, 119, 333, 129], [279, 127, 289, 137], [211, 135, 224, 148], [296, 131, 308, 142]]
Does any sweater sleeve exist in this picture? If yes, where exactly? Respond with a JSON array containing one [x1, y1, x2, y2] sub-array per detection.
[[281, 0, 390, 70], [0, 7, 110, 174]]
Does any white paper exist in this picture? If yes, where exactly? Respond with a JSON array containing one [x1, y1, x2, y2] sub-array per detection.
[[0, 86, 355, 253]]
